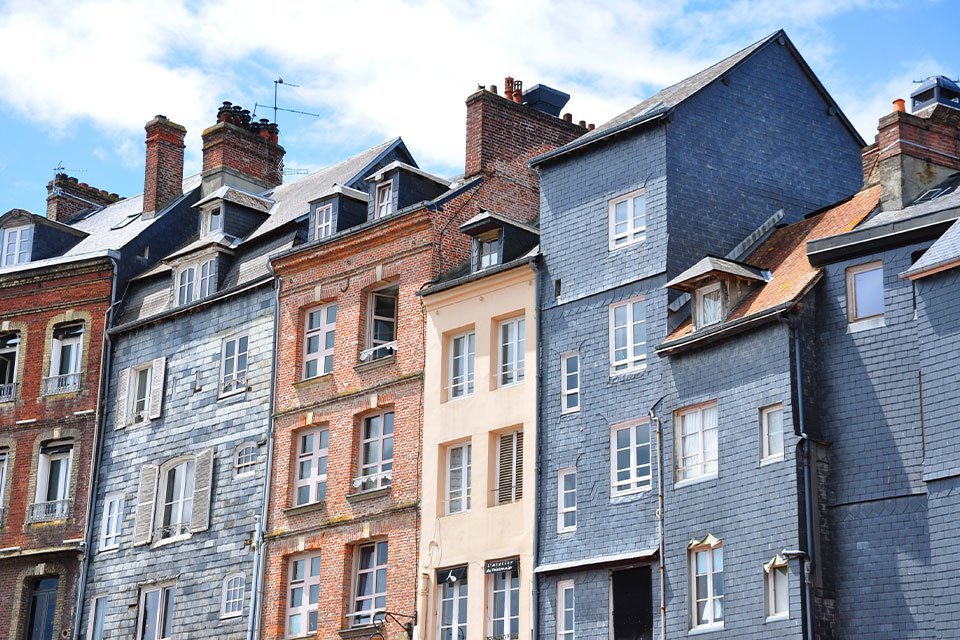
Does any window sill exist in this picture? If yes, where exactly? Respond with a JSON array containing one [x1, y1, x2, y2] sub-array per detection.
[[496, 378, 526, 390], [220, 611, 243, 620], [284, 501, 327, 517], [558, 527, 576, 535], [41, 389, 80, 399], [688, 623, 724, 635], [354, 355, 396, 374], [765, 614, 789, 623], [218, 388, 247, 401], [674, 474, 718, 490], [441, 508, 471, 518], [337, 624, 379, 639], [608, 236, 647, 252], [345, 486, 391, 504], [609, 364, 647, 379], [97, 546, 120, 556], [760, 454, 784, 467], [151, 532, 192, 549], [847, 315, 885, 333], [293, 372, 333, 389], [611, 486, 652, 501], [560, 407, 580, 416]]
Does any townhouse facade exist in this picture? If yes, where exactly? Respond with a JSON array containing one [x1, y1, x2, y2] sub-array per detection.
[[532, 30, 865, 640], [261, 81, 583, 640], [418, 212, 540, 640]]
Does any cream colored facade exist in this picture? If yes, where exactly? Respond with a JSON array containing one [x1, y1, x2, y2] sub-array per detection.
[[419, 261, 537, 640]]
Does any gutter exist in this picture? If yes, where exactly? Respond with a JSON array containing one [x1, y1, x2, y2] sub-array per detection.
[[656, 302, 795, 356], [532, 256, 542, 640], [72, 255, 121, 640]]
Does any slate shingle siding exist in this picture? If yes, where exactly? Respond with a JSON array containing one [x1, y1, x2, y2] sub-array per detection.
[[81, 286, 274, 639]]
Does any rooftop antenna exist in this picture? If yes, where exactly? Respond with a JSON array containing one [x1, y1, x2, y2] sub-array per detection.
[[252, 77, 321, 124], [50, 161, 87, 196]]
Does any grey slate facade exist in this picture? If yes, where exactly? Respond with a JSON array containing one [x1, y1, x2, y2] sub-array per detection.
[[534, 30, 863, 640]]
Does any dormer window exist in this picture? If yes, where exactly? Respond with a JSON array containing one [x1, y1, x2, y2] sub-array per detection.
[[474, 230, 501, 271], [202, 206, 224, 237], [177, 257, 217, 306], [314, 204, 334, 240], [375, 182, 393, 219], [695, 282, 723, 328], [1, 224, 33, 266]]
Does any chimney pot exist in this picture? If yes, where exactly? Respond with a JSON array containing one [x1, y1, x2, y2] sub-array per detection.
[[893, 98, 906, 112], [563, 113, 573, 122], [578, 120, 586, 128], [587, 123, 595, 131], [489, 85, 498, 94], [513, 79, 523, 103], [504, 76, 514, 101]]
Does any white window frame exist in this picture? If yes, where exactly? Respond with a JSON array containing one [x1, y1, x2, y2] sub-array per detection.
[[99, 492, 124, 552], [234, 443, 258, 477], [50, 323, 84, 379], [448, 331, 475, 399], [177, 257, 217, 306], [156, 458, 195, 542], [127, 364, 153, 426], [765, 564, 789, 621], [294, 428, 329, 506], [87, 595, 107, 640], [136, 583, 176, 640], [375, 182, 393, 219], [365, 288, 398, 361], [303, 303, 337, 379], [558, 468, 577, 533], [488, 565, 520, 638], [676, 402, 718, 484], [437, 569, 468, 640], [610, 420, 652, 496], [36, 443, 73, 503], [475, 230, 501, 271], [608, 298, 646, 375], [760, 404, 784, 463], [1, 224, 33, 266], [351, 540, 388, 627], [560, 352, 580, 413], [220, 333, 249, 396], [846, 261, 885, 324], [445, 442, 472, 515], [498, 316, 525, 386], [557, 579, 575, 640], [314, 204, 334, 240], [0, 332, 20, 397], [608, 189, 646, 250], [695, 282, 723, 329], [357, 412, 393, 491], [220, 573, 245, 619], [202, 205, 224, 237], [286, 553, 322, 637], [0, 449, 7, 510], [691, 545, 724, 630]]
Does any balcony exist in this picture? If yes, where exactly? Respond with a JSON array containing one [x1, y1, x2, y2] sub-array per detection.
[[0, 381, 16, 402], [27, 499, 71, 523], [42, 372, 82, 395]]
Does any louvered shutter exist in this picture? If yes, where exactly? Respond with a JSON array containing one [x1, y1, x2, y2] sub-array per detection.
[[514, 433, 523, 500], [133, 464, 159, 546], [114, 368, 130, 429], [189, 448, 215, 533], [497, 433, 515, 505], [148, 357, 166, 420]]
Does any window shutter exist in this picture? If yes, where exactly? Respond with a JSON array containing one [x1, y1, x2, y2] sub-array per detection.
[[114, 368, 130, 429], [514, 433, 523, 500], [133, 464, 159, 546], [190, 447, 215, 533], [148, 357, 166, 420], [498, 433, 516, 505]]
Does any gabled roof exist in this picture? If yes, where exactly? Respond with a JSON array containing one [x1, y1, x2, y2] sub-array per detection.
[[0, 208, 88, 237], [364, 160, 451, 186], [664, 256, 766, 291], [246, 137, 407, 242], [459, 209, 540, 237], [194, 185, 273, 213], [531, 29, 862, 167], [902, 218, 960, 280], [660, 185, 881, 352]]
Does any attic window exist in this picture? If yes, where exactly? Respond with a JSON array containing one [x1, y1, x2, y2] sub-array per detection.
[[474, 230, 501, 271], [375, 182, 393, 219], [695, 282, 722, 329], [1, 224, 33, 267], [202, 206, 224, 237]]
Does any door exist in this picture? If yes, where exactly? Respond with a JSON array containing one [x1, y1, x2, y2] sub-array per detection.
[[611, 566, 653, 640], [25, 577, 58, 640]]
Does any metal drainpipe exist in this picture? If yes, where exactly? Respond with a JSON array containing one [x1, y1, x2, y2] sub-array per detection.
[[72, 256, 120, 640], [248, 273, 281, 640], [649, 405, 666, 640], [532, 257, 542, 640], [784, 319, 816, 640]]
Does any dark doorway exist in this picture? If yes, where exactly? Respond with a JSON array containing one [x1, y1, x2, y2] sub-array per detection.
[[612, 566, 653, 640], [25, 577, 58, 640]]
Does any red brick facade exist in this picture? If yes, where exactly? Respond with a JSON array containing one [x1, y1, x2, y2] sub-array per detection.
[[142, 115, 186, 218], [0, 257, 113, 640], [45, 175, 120, 224], [262, 87, 583, 640], [202, 104, 285, 191]]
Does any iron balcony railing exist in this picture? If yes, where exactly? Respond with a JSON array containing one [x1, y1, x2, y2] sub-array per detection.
[[157, 522, 191, 540], [0, 381, 17, 402], [220, 375, 247, 396], [42, 372, 82, 395], [27, 499, 71, 523], [351, 470, 393, 492], [358, 341, 397, 363]]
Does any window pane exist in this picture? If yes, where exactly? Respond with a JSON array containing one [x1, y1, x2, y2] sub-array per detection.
[[853, 267, 884, 318]]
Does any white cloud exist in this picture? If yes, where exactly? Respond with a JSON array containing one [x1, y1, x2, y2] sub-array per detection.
[[0, 0, 937, 178]]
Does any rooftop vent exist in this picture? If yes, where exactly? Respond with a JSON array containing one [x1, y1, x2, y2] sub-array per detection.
[[910, 76, 960, 112], [521, 84, 571, 117]]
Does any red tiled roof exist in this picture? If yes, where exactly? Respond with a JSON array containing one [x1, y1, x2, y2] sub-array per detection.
[[663, 185, 881, 344]]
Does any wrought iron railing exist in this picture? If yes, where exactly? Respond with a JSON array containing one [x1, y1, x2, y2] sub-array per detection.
[[27, 499, 71, 523], [351, 470, 393, 492], [220, 375, 247, 395], [359, 341, 397, 363], [0, 381, 17, 402], [157, 522, 191, 540], [42, 372, 82, 395]]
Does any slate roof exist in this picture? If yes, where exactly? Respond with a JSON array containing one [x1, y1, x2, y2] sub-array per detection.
[[246, 137, 403, 242], [661, 185, 881, 348], [859, 172, 960, 230], [195, 185, 273, 213], [664, 256, 766, 291], [902, 218, 960, 279]]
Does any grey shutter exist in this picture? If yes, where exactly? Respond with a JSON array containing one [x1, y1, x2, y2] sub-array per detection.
[[114, 368, 130, 429], [497, 433, 514, 505], [189, 448, 215, 533], [148, 357, 166, 420], [133, 464, 159, 546], [514, 432, 523, 500]]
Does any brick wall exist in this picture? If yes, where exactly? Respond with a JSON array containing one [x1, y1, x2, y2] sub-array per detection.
[[202, 118, 285, 192], [142, 116, 186, 218], [45, 174, 120, 223]]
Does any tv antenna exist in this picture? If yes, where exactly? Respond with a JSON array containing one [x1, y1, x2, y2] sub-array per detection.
[[52, 161, 86, 176], [253, 77, 320, 124]]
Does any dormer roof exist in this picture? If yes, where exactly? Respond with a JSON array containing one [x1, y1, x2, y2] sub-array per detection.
[[308, 184, 369, 204], [665, 256, 766, 292], [194, 185, 273, 213], [459, 209, 540, 237], [364, 161, 451, 187]]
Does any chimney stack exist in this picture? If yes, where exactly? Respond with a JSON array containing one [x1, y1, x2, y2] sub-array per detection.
[[201, 102, 285, 197], [46, 174, 120, 223], [143, 115, 187, 220]]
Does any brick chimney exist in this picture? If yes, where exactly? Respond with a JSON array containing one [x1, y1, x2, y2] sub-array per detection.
[[143, 115, 187, 220], [46, 175, 120, 223], [464, 78, 586, 181], [201, 102, 285, 196], [861, 98, 960, 210]]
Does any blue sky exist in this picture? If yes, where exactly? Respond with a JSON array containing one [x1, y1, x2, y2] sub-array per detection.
[[0, 0, 955, 215]]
